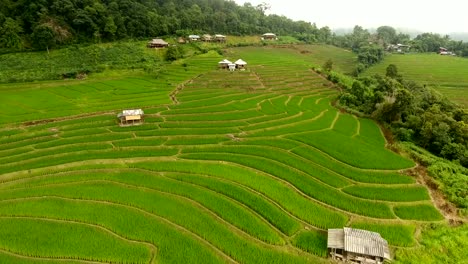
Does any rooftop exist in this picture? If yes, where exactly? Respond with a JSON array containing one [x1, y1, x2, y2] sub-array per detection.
[[118, 109, 144, 118], [328, 228, 390, 260]]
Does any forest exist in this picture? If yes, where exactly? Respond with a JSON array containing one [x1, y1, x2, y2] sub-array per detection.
[[0, 0, 332, 50]]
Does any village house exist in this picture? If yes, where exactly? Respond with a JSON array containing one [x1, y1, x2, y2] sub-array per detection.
[[262, 33, 278, 40], [202, 34, 213, 42], [147, 39, 169, 48], [387, 43, 411, 53], [328, 228, 391, 264], [439, 47, 455, 55], [189, 35, 200, 41], [214, 34, 227, 43], [117, 109, 144, 126]]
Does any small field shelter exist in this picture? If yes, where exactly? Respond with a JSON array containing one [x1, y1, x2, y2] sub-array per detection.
[[328, 228, 391, 263]]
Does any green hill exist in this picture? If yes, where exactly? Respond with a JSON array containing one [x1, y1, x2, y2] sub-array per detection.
[[0, 45, 445, 263], [364, 53, 468, 107]]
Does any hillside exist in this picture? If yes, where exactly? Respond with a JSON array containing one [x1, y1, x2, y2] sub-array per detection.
[[0, 45, 452, 263], [364, 53, 468, 108]]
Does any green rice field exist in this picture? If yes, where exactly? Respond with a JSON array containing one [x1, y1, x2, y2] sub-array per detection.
[[365, 53, 468, 107], [0, 45, 444, 263]]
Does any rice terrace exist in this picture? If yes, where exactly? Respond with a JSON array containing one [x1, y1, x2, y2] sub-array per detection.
[[0, 44, 454, 264]]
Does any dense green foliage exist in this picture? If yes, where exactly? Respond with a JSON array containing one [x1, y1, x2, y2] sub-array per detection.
[[0, 42, 164, 82], [336, 65, 468, 168], [394, 223, 468, 264], [398, 142, 468, 213], [0, 0, 330, 50]]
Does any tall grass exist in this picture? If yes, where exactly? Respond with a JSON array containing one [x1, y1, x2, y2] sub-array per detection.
[[291, 231, 328, 257], [0, 217, 151, 262], [343, 185, 430, 202], [0, 197, 225, 264], [180, 153, 395, 218], [393, 204, 444, 221]]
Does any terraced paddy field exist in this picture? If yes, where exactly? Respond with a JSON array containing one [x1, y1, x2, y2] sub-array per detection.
[[364, 53, 468, 108], [0, 46, 444, 263]]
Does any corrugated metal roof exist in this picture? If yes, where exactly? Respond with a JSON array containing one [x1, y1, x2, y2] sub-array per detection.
[[327, 229, 344, 249], [118, 109, 144, 118], [328, 228, 390, 260], [148, 39, 168, 45]]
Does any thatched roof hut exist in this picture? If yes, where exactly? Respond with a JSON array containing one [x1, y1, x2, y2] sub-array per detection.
[[147, 39, 169, 48]]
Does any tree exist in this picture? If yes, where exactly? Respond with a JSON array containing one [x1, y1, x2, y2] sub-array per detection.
[[0, 17, 23, 48], [103, 16, 117, 39], [386, 64, 398, 78], [377, 25, 396, 46], [164, 45, 184, 61], [323, 59, 333, 72], [31, 24, 55, 52]]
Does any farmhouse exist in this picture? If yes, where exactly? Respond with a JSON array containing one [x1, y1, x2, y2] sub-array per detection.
[[328, 228, 391, 264], [262, 33, 278, 40], [388, 43, 410, 53], [189, 35, 200, 41], [117, 109, 144, 126], [214, 34, 227, 42], [439, 47, 455, 55], [147, 39, 169, 48]]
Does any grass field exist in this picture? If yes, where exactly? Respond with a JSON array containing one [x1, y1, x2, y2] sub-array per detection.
[[0, 45, 445, 263], [365, 53, 468, 107]]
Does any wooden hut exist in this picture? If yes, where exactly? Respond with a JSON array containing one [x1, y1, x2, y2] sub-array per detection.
[[202, 34, 213, 42], [234, 59, 247, 69], [214, 34, 226, 43], [147, 39, 169, 48], [262, 33, 277, 40], [218, 59, 232, 69], [117, 109, 144, 126], [328, 228, 390, 263]]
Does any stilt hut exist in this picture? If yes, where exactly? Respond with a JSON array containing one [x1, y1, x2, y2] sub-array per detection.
[[328, 228, 391, 264], [117, 109, 144, 126], [234, 59, 247, 69], [218, 59, 232, 69], [202, 34, 213, 42], [214, 34, 226, 43]]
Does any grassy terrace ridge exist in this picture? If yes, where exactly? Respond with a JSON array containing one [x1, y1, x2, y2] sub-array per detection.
[[364, 53, 468, 107], [0, 45, 446, 263]]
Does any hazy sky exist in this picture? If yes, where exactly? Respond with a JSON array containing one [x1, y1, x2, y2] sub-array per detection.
[[233, 0, 468, 33]]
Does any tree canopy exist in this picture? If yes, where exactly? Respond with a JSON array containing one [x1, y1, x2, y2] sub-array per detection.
[[0, 0, 330, 50]]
